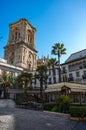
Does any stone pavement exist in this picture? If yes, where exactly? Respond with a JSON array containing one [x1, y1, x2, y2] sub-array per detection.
[[0, 99, 15, 108], [0, 107, 86, 130]]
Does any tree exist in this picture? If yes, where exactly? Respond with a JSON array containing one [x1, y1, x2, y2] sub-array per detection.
[[7, 74, 16, 88], [16, 72, 33, 96], [35, 65, 48, 101], [1, 72, 9, 98], [0, 72, 15, 98], [51, 43, 66, 82], [47, 58, 58, 83], [56, 95, 73, 113]]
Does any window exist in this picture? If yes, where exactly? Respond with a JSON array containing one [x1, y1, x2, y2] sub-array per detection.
[[23, 56, 25, 61], [49, 78, 51, 84], [68, 73, 73, 81], [34, 79, 36, 85], [19, 33, 20, 38], [15, 32, 17, 40], [68, 65, 71, 72], [75, 63, 79, 70], [12, 52, 14, 56], [53, 69, 56, 75], [84, 71, 86, 76], [19, 55, 20, 59], [12, 35, 14, 40], [10, 60, 13, 64], [54, 77, 56, 83], [30, 37, 32, 43], [76, 71, 80, 77], [69, 73, 73, 78], [83, 61, 86, 68], [79, 62, 83, 69], [49, 70, 51, 75], [62, 67, 67, 73], [28, 35, 29, 42]]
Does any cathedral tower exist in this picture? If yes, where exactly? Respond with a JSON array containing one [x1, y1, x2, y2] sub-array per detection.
[[4, 18, 37, 70]]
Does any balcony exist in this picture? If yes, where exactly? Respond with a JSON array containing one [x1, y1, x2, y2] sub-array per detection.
[[68, 77, 74, 82], [82, 75, 86, 79], [61, 69, 67, 74], [83, 64, 86, 68], [79, 66, 83, 69]]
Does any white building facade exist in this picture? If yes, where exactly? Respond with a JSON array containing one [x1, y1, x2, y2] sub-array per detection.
[[0, 58, 23, 77], [33, 49, 86, 90], [61, 49, 86, 84]]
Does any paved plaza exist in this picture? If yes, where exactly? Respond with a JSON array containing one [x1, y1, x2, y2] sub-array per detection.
[[0, 107, 86, 130]]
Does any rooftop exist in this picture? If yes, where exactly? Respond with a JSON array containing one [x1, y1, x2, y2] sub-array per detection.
[[45, 82, 86, 93], [65, 49, 86, 63], [0, 58, 7, 63], [0, 58, 23, 71]]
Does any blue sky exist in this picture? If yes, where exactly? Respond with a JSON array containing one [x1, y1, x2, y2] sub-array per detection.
[[0, 0, 86, 63]]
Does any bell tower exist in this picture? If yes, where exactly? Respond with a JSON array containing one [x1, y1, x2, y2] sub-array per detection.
[[4, 18, 37, 70]]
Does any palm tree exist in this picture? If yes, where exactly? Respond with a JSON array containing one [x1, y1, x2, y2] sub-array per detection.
[[1, 72, 8, 98], [35, 65, 48, 101], [16, 72, 33, 96], [1, 72, 14, 98], [47, 58, 58, 84], [51, 43, 66, 82], [7, 74, 16, 88]]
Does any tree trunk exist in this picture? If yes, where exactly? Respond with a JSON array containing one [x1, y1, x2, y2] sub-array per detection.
[[58, 55, 61, 82], [40, 81, 43, 101], [52, 65, 55, 84]]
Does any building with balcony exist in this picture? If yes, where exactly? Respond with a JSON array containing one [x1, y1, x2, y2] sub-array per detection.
[[45, 49, 86, 104], [61, 49, 86, 84], [1, 18, 86, 103]]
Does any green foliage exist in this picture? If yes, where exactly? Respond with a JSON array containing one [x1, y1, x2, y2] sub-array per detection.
[[36, 65, 48, 81], [1, 71, 9, 85], [16, 72, 33, 88], [13, 98, 25, 105], [51, 43, 66, 82], [70, 106, 86, 117], [13, 98, 22, 105], [35, 65, 48, 100], [43, 95, 73, 113], [51, 43, 66, 57], [43, 103, 56, 111], [47, 58, 58, 83], [1, 71, 16, 87], [27, 86, 33, 90], [59, 95, 73, 113], [56, 95, 73, 113], [51, 106, 59, 112], [47, 58, 58, 68], [35, 65, 48, 85], [8, 74, 16, 87], [60, 95, 73, 105], [15, 72, 33, 100]]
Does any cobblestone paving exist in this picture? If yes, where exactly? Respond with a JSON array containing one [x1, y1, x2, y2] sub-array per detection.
[[0, 108, 86, 130]]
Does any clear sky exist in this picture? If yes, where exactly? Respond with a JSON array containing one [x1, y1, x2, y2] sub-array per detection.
[[0, 0, 86, 63]]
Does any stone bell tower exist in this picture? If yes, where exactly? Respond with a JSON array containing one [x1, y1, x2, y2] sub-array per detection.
[[4, 18, 37, 70]]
